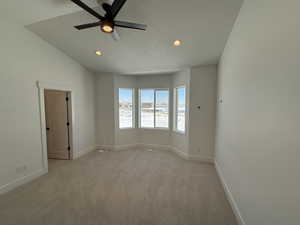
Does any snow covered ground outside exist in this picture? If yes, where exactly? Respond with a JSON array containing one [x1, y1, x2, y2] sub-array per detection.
[[120, 109, 185, 131]]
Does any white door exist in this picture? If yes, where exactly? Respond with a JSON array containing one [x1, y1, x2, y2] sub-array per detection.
[[44, 90, 70, 160]]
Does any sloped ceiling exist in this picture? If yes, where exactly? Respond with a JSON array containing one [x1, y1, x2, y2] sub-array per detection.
[[4, 0, 243, 74]]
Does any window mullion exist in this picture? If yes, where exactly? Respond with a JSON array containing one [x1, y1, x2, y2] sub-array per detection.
[[154, 89, 156, 128], [138, 89, 140, 128], [133, 88, 135, 128], [175, 88, 178, 130], [119, 88, 133, 129]]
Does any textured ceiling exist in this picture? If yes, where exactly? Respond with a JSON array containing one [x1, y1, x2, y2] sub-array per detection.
[[18, 0, 241, 74]]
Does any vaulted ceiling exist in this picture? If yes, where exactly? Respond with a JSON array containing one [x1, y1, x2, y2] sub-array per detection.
[[3, 0, 243, 74]]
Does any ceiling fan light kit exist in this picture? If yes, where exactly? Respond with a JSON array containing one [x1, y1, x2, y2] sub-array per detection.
[[101, 20, 114, 33], [71, 0, 147, 40]]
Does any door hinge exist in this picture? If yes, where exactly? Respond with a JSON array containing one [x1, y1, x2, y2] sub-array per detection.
[[68, 146, 71, 151], [67, 122, 70, 126], [66, 97, 69, 101]]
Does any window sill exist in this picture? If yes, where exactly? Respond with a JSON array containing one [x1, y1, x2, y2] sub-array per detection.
[[119, 127, 135, 131], [173, 130, 186, 135], [139, 127, 170, 131]]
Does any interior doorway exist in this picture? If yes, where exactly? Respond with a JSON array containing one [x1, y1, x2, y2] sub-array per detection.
[[44, 90, 71, 160]]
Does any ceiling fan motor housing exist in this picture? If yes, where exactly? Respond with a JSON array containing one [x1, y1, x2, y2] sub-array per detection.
[[71, 0, 147, 34], [97, 0, 114, 5], [102, 3, 112, 15]]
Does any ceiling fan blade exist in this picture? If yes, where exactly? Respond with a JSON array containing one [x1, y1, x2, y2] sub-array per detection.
[[110, 0, 127, 19], [115, 20, 147, 31], [71, 0, 104, 20], [74, 21, 102, 30], [111, 29, 120, 41]]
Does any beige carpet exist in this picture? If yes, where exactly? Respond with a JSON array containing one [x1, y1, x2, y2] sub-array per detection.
[[0, 149, 238, 225]]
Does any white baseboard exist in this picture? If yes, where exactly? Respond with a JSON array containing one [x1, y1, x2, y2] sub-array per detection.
[[96, 144, 138, 151], [136, 143, 172, 151], [188, 154, 214, 164], [74, 146, 96, 159], [114, 144, 139, 151], [171, 147, 214, 163], [0, 146, 96, 195], [96, 145, 114, 151], [215, 160, 246, 225], [97, 143, 214, 164], [0, 168, 48, 195], [170, 146, 190, 160]]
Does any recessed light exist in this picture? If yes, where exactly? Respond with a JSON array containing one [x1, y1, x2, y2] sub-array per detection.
[[95, 50, 102, 56], [173, 40, 182, 47]]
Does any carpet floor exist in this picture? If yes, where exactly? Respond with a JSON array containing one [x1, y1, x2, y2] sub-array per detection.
[[0, 149, 238, 225]]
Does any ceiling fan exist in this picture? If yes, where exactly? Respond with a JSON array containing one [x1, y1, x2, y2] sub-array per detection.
[[71, 0, 147, 40]]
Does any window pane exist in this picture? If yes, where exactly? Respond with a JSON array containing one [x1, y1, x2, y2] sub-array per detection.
[[176, 87, 186, 132], [155, 90, 169, 128], [119, 89, 133, 128], [140, 89, 154, 128]]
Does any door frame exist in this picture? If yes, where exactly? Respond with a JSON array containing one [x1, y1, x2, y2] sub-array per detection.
[[37, 81, 76, 171]]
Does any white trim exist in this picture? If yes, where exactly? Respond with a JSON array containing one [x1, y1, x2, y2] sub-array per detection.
[[215, 160, 246, 225], [37, 81, 77, 170], [171, 146, 189, 160], [170, 147, 214, 163], [139, 128, 170, 131], [97, 144, 138, 151], [118, 88, 135, 129], [0, 147, 94, 195], [114, 144, 139, 151], [136, 143, 172, 151], [138, 88, 170, 129], [173, 130, 186, 136], [188, 154, 214, 163], [0, 169, 48, 195], [119, 127, 136, 131], [38, 81, 73, 91], [73, 147, 96, 159], [96, 145, 115, 151], [174, 86, 186, 134], [96, 143, 213, 164]]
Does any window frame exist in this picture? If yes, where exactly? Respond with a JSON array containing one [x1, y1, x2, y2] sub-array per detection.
[[138, 88, 170, 130], [174, 86, 186, 134], [118, 88, 135, 129]]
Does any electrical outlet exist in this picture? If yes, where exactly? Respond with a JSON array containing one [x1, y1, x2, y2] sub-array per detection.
[[16, 165, 27, 174]]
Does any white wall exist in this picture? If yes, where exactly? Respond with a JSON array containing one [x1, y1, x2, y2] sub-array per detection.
[[94, 70, 217, 162], [189, 65, 217, 160], [95, 74, 138, 148], [216, 1, 300, 225], [95, 74, 115, 147], [0, 19, 96, 192]]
